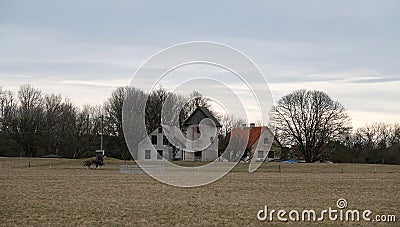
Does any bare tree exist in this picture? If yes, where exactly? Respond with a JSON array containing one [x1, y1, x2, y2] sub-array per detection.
[[104, 86, 135, 159], [0, 88, 18, 132], [17, 84, 44, 157], [275, 89, 351, 162], [182, 91, 211, 118], [42, 94, 64, 154], [57, 99, 77, 157], [356, 122, 395, 149], [145, 88, 168, 133], [390, 123, 400, 146], [72, 105, 101, 158], [0, 88, 20, 156], [145, 89, 211, 132], [218, 114, 246, 135], [351, 122, 400, 164], [217, 114, 246, 158], [105, 87, 125, 133], [0, 87, 4, 120]]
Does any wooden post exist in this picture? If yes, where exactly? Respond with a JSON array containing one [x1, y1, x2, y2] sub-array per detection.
[[278, 164, 281, 172], [28, 161, 30, 168], [341, 166, 344, 173], [374, 166, 377, 173]]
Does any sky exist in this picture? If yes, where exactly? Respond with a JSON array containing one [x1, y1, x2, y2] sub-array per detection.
[[0, 0, 399, 128]]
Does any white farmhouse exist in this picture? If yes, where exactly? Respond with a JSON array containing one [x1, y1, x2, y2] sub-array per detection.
[[181, 107, 221, 161], [223, 124, 281, 162], [137, 125, 172, 161], [137, 107, 221, 161]]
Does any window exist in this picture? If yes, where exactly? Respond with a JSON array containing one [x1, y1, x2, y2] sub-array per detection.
[[158, 127, 162, 133], [258, 150, 263, 159], [268, 151, 275, 159], [194, 151, 201, 161], [264, 138, 269, 144], [163, 136, 168, 145], [157, 150, 163, 160], [196, 126, 200, 133], [210, 137, 214, 143], [145, 150, 151, 159], [151, 135, 157, 145]]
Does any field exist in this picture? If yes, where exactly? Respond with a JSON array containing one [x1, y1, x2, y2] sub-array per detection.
[[0, 157, 399, 226]]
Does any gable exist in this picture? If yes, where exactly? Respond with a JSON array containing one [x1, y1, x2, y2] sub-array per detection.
[[184, 107, 222, 127]]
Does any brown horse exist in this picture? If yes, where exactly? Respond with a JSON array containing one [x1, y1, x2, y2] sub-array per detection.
[[83, 159, 104, 169]]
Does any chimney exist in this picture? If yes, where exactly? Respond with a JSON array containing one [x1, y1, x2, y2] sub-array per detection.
[[250, 123, 255, 128], [241, 123, 247, 129]]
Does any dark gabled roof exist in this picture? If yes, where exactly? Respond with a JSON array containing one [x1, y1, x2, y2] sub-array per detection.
[[184, 107, 222, 127]]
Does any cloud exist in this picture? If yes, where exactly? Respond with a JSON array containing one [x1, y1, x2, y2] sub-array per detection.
[[346, 76, 400, 84], [0, 0, 399, 128], [59, 79, 128, 88]]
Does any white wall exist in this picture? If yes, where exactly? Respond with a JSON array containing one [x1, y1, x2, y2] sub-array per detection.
[[185, 124, 219, 161], [137, 127, 170, 161], [138, 124, 220, 162]]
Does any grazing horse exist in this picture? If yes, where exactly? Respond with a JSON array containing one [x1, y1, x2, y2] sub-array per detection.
[[83, 159, 104, 169]]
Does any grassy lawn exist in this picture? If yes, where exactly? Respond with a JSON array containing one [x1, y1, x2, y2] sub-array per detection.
[[0, 157, 399, 226]]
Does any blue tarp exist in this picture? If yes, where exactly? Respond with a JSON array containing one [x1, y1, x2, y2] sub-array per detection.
[[281, 159, 298, 163]]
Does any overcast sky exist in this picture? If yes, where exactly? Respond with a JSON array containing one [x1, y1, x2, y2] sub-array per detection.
[[0, 0, 399, 128]]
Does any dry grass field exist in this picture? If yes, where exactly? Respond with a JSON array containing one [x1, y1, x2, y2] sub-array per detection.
[[0, 157, 399, 226]]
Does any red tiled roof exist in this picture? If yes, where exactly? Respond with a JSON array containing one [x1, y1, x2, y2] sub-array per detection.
[[246, 127, 263, 149], [227, 126, 264, 150]]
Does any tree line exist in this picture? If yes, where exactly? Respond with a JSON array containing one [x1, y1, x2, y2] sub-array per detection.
[[0, 85, 399, 164], [275, 89, 399, 164], [0, 84, 223, 159]]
